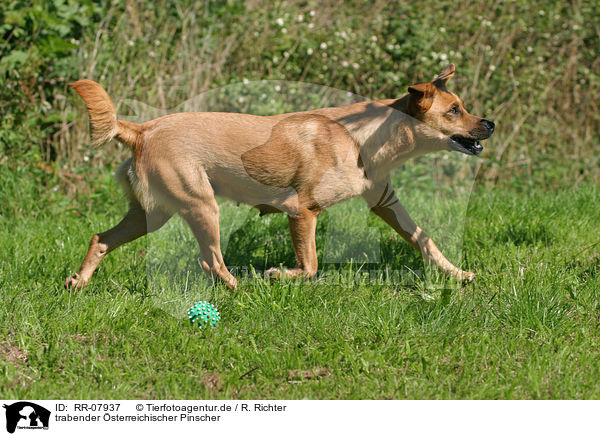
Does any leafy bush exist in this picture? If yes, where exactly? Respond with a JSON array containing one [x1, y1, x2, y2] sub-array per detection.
[[1, 0, 598, 193]]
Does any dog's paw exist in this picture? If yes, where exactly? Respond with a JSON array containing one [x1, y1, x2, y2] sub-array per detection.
[[64, 273, 88, 290], [265, 267, 283, 280], [459, 270, 476, 284]]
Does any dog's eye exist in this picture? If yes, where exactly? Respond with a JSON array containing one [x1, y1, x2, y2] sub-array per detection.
[[448, 106, 461, 115]]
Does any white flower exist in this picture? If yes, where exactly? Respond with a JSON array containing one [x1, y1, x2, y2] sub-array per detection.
[[342, 60, 349, 67], [275, 85, 281, 92], [242, 78, 249, 84], [320, 42, 327, 50], [281, 27, 287, 34], [440, 53, 448, 61], [514, 55, 520, 61], [127, 40, 134, 47], [308, 22, 314, 29], [297, 14, 304, 22], [527, 46, 533, 53], [538, 9, 545, 16], [273, 56, 279, 64], [276, 17, 284, 26], [309, 10, 315, 17], [371, 35, 377, 42], [307, 48, 313, 55], [154, 40, 160, 46], [489, 65, 496, 71], [440, 27, 446, 33], [352, 63, 359, 70]]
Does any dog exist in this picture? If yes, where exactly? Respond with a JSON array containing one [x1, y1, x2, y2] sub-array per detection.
[[64, 64, 494, 291]]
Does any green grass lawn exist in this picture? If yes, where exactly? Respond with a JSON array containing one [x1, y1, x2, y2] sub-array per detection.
[[1, 167, 599, 399]]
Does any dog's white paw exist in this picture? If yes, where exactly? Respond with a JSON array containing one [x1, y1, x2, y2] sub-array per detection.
[[265, 267, 283, 279], [459, 270, 476, 284]]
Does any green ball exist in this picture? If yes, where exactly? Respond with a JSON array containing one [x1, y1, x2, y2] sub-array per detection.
[[187, 301, 220, 328]]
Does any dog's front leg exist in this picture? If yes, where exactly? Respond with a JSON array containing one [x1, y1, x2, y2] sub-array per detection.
[[363, 182, 475, 284], [265, 207, 319, 280]]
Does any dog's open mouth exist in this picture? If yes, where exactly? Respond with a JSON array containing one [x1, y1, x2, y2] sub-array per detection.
[[449, 135, 484, 156]]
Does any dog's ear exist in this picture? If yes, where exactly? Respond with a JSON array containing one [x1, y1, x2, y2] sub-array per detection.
[[407, 82, 435, 114], [432, 63, 455, 88]]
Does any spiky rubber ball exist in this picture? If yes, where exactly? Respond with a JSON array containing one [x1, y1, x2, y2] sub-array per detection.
[[187, 301, 220, 327]]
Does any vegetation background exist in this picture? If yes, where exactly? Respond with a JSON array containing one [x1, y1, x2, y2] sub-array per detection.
[[1, 0, 600, 399], [2, 0, 598, 191]]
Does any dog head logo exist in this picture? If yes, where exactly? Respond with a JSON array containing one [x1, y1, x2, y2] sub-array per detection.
[[3, 402, 50, 434]]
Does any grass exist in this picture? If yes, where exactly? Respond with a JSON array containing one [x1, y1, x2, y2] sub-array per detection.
[[1, 160, 599, 399]]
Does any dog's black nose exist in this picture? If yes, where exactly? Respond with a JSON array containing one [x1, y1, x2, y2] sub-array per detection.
[[481, 119, 495, 132]]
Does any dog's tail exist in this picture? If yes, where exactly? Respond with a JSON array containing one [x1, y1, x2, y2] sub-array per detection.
[[70, 80, 140, 150]]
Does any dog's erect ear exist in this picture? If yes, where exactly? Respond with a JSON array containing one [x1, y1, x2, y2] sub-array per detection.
[[407, 82, 435, 114], [433, 63, 455, 88]]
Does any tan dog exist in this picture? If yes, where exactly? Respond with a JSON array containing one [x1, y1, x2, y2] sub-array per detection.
[[65, 64, 494, 291]]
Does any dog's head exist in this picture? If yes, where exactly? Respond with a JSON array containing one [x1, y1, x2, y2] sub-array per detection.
[[406, 64, 495, 155]]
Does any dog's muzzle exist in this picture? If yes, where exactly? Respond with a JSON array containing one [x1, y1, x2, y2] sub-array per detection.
[[449, 119, 495, 156]]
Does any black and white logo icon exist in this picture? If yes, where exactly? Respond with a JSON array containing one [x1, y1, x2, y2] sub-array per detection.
[[3, 402, 50, 434]]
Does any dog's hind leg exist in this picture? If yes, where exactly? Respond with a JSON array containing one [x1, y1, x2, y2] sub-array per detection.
[[141, 158, 237, 290], [65, 159, 172, 289], [266, 208, 319, 280], [64, 204, 172, 289], [179, 197, 238, 291]]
